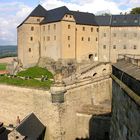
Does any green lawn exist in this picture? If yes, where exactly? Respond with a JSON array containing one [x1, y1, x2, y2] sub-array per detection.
[[0, 76, 53, 89], [0, 63, 6, 70], [17, 66, 53, 78], [0, 66, 54, 89]]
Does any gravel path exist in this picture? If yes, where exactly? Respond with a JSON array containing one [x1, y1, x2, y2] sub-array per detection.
[[0, 57, 17, 64]]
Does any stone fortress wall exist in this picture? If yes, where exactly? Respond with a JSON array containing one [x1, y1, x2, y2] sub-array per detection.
[[0, 63, 112, 140]]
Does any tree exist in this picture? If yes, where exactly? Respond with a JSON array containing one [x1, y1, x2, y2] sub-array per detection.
[[130, 7, 140, 14]]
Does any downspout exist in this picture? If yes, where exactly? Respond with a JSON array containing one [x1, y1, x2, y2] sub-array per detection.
[[109, 15, 112, 62]]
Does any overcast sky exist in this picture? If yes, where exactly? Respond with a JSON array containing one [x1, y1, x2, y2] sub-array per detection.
[[0, 0, 140, 45]]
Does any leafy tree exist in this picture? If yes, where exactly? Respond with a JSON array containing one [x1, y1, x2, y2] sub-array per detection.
[[130, 7, 140, 14]]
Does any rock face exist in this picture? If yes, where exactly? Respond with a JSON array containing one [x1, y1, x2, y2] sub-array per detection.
[[110, 61, 140, 140]]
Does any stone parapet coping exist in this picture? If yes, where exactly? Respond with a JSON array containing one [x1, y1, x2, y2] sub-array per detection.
[[111, 74, 140, 106]]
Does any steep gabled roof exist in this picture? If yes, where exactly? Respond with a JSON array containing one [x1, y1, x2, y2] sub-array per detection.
[[16, 113, 46, 139], [111, 14, 140, 26], [17, 4, 47, 28], [70, 11, 97, 26], [41, 6, 70, 24], [95, 16, 111, 26], [29, 4, 47, 17]]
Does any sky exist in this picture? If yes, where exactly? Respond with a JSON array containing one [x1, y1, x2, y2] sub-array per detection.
[[0, 0, 140, 45]]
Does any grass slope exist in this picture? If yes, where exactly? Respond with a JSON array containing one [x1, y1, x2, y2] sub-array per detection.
[[0, 76, 52, 89], [0, 66, 54, 89], [17, 66, 53, 78], [0, 63, 6, 70]]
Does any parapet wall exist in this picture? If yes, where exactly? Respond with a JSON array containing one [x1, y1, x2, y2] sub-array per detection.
[[110, 62, 140, 140]]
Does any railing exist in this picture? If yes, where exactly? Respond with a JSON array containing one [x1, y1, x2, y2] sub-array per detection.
[[117, 54, 140, 67]]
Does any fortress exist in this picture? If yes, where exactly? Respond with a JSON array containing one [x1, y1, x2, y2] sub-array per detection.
[[0, 4, 139, 140], [18, 5, 140, 68]]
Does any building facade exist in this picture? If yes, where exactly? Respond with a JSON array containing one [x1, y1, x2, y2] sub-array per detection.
[[18, 5, 140, 67]]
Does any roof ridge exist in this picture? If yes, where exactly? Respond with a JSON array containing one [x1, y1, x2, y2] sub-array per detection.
[[71, 10, 94, 15], [48, 6, 69, 12]]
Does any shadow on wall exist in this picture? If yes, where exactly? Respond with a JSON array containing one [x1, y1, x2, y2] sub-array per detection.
[[75, 113, 111, 140]]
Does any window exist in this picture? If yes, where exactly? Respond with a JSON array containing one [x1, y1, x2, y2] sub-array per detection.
[[66, 14, 68, 17], [43, 36, 45, 41], [91, 28, 93, 32], [134, 45, 137, 49], [124, 33, 127, 37], [43, 26, 45, 31], [88, 37, 90, 42], [68, 44, 70, 48], [113, 20, 117, 23], [134, 19, 138, 23], [68, 25, 70, 29], [54, 36, 56, 40], [83, 27, 85, 31], [68, 36, 70, 40], [104, 33, 106, 37], [54, 24, 56, 30], [37, 19, 40, 22], [31, 26, 34, 31], [29, 48, 31, 52], [134, 33, 137, 37], [96, 37, 98, 41], [95, 53, 97, 57], [96, 28, 99, 32], [103, 45, 106, 49], [70, 15, 72, 18], [113, 45, 116, 49], [30, 37, 33, 41], [47, 36, 50, 41], [48, 25, 50, 30], [123, 45, 126, 49], [113, 33, 116, 37], [123, 20, 127, 23], [81, 37, 84, 41]]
